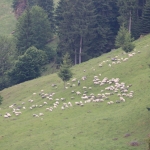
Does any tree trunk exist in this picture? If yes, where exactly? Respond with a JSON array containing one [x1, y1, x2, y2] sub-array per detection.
[[79, 36, 82, 64], [75, 49, 77, 65], [128, 10, 132, 34]]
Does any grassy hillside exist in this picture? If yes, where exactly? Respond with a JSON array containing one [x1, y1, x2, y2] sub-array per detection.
[[0, 34, 150, 150]]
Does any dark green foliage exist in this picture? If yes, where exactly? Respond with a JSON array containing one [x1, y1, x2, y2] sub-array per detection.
[[0, 94, 3, 105], [0, 36, 16, 90], [58, 53, 73, 88], [56, 0, 120, 64], [15, 7, 33, 55], [93, 0, 119, 56], [115, 26, 135, 52], [12, 0, 20, 10], [43, 46, 56, 62], [56, 0, 98, 64], [117, 0, 147, 39], [37, 0, 55, 33], [15, 5, 52, 55], [141, 0, 150, 34], [8, 46, 47, 84], [30, 6, 52, 49]]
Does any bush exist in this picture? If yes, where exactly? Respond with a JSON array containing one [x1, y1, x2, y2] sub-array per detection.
[[115, 26, 135, 52], [0, 94, 3, 105], [122, 42, 135, 53]]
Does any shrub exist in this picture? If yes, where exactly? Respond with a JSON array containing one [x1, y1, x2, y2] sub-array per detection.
[[0, 94, 3, 105], [115, 26, 135, 53]]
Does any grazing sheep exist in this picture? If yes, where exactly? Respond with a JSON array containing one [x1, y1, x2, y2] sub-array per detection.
[[39, 113, 44, 116], [83, 86, 87, 89], [72, 78, 77, 82], [80, 103, 84, 106], [116, 100, 121, 103], [6, 113, 11, 117], [61, 106, 65, 110], [4, 114, 8, 118], [46, 108, 50, 111], [52, 84, 57, 87], [75, 102, 80, 105], [60, 98, 65, 101], [76, 91, 81, 95], [44, 102, 48, 105]]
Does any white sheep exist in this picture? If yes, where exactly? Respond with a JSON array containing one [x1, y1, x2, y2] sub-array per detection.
[[23, 107, 26, 109], [61, 106, 65, 110], [4, 114, 8, 118], [76, 91, 81, 95], [39, 113, 44, 116], [6, 113, 11, 117]]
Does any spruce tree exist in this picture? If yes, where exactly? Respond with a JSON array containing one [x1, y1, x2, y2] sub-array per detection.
[[115, 26, 135, 52], [93, 0, 119, 56], [141, 0, 150, 34], [56, 0, 97, 64], [15, 5, 52, 55], [30, 6, 52, 49], [15, 7, 33, 55], [37, 0, 55, 33], [58, 53, 73, 88]]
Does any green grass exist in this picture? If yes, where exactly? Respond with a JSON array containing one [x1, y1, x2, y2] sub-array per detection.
[[0, 34, 150, 150]]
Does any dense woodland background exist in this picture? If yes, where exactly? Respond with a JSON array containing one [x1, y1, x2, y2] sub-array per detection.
[[0, 0, 150, 90]]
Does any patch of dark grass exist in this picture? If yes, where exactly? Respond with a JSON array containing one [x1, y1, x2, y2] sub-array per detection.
[[124, 133, 131, 137], [129, 141, 139, 146], [112, 138, 118, 140]]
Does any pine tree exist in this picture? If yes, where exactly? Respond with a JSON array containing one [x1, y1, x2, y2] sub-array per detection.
[[58, 53, 73, 88], [30, 6, 52, 49], [37, 0, 55, 33], [56, 0, 97, 64], [115, 26, 135, 52], [141, 0, 150, 34], [15, 5, 52, 55], [15, 7, 33, 55], [117, 0, 137, 33], [93, 0, 119, 56]]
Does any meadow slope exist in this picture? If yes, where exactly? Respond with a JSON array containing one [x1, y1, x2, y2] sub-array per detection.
[[0, 34, 150, 150]]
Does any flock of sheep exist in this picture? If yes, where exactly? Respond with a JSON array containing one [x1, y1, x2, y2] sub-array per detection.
[[2, 49, 141, 119]]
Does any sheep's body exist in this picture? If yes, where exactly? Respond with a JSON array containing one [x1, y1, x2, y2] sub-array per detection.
[[39, 113, 44, 116]]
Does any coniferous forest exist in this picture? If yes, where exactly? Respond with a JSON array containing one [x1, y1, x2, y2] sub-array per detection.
[[0, 0, 150, 90]]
